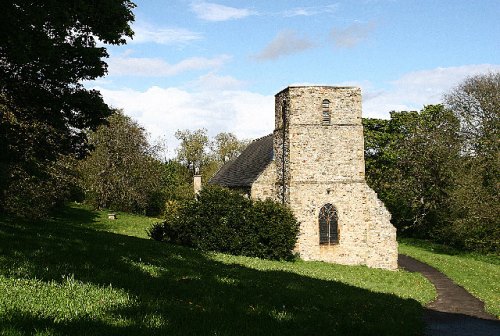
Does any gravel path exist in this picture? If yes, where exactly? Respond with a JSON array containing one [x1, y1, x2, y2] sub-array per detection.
[[398, 254, 500, 336]]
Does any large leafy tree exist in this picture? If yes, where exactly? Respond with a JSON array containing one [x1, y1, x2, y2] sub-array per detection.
[[175, 129, 249, 183], [364, 105, 460, 235], [162, 160, 193, 202], [365, 90, 498, 252], [393, 106, 461, 235], [444, 72, 499, 251], [79, 111, 163, 214], [210, 132, 249, 163], [175, 129, 210, 170], [444, 72, 499, 158], [0, 0, 135, 208]]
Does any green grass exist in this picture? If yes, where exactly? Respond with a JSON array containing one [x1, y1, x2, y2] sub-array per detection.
[[71, 206, 158, 239], [0, 204, 435, 335], [399, 238, 500, 318]]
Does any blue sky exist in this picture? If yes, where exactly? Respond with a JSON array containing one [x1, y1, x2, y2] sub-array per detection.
[[90, 0, 500, 155]]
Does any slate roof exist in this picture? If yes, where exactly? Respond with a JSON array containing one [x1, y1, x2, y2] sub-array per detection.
[[209, 134, 273, 187]]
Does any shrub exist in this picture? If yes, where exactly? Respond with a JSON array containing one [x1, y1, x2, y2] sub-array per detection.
[[249, 199, 300, 260], [147, 222, 166, 242], [162, 200, 183, 223], [147, 186, 299, 260]]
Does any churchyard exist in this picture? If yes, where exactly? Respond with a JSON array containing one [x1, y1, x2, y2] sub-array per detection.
[[1, 203, 498, 335]]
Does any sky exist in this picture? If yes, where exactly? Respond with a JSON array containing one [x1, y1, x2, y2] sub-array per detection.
[[88, 0, 500, 156]]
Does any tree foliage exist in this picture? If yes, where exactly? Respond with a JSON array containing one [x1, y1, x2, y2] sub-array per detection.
[[444, 73, 499, 251], [0, 0, 135, 211], [79, 111, 162, 214], [364, 72, 499, 252], [444, 72, 499, 160], [211, 132, 250, 163], [2, 155, 80, 219], [161, 160, 193, 202], [175, 129, 209, 169], [364, 105, 460, 236], [175, 129, 249, 182]]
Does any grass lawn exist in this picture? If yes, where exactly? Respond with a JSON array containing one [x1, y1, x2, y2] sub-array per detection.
[[399, 238, 500, 318], [0, 204, 435, 335]]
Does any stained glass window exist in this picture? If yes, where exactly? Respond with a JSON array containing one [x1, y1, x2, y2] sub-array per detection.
[[319, 203, 339, 245]]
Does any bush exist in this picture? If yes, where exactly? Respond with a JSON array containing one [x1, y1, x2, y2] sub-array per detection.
[[146, 222, 166, 242], [147, 186, 299, 260]]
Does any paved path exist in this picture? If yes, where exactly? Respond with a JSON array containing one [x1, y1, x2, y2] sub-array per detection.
[[398, 254, 500, 336]]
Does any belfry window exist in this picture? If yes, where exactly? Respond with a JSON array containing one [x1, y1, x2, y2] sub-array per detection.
[[322, 99, 331, 124], [319, 203, 339, 245]]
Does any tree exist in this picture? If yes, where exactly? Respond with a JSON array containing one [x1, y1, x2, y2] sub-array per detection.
[[393, 105, 461, 235], [0, 1, 135, 209], [364, 105, 461, 236], [162, 160, 193, 202], [364, 74, 499, 252], [363, 117, 398, 199], [444, 72, 499, 160], [79, 110, 163, 214], [210, 132, 249, 163], [363, 117, 407, 227], [444, 73, 499, 251], [174, 129, 250, 184], [2, 155, 80, 219], [175, 129, 209, 170]]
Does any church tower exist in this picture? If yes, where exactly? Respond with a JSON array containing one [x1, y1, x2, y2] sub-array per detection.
[[274, 86, 397, 269]]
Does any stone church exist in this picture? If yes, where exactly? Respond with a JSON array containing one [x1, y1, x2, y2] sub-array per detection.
[[210, 86, 397, 270]]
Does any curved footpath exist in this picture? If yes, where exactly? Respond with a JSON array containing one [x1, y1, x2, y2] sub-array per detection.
[[398, 254, 500, 336]]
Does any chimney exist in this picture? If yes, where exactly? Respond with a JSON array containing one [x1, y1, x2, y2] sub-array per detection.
[[193, 171, 202, 197]]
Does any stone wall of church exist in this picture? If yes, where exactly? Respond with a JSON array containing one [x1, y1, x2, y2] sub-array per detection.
[[364, 185, 398, 269], [250, 162, 277, 201], [289, 125, 365, 182], [289, 182, 397, 270]]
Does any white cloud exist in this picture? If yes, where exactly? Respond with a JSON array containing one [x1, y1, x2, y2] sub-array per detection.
[[362, 64, 500, 118], [191, 2, 256, 21], [254, 30, 315, 61], [189, 72, 247, 90], [282, 4, 339, 17], [107, 54, 231, 77], [95, 85, 274, 157], [93, 64, 499, 158], [330, 22, 377, 48], [128, 24, 202, 45]]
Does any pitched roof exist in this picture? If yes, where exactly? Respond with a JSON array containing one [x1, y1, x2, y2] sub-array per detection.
[[209, 134, 273, 187]]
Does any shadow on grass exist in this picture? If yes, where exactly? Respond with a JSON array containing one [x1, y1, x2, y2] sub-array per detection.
[[1, 207, 423, 336]]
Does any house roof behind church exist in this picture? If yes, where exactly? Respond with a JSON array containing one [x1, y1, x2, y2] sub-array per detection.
[[209, 134, 273, 188]]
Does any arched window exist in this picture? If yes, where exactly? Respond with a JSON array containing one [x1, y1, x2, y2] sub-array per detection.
[[319, 203, 339, 245], [322, 99, 331, 125]]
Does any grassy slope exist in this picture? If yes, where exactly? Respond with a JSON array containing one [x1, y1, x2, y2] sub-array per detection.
[[0, 204, 435, 335], [399, 238, 500, 318]]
